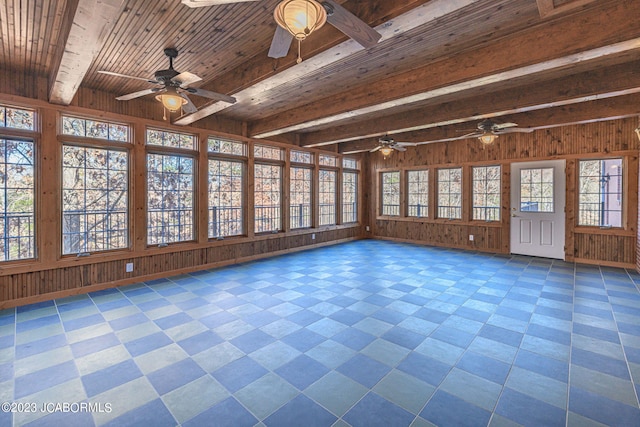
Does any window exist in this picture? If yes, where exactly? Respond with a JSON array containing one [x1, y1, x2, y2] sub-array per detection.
[[437, 168, 462, 219], [291, 150, 313, 164], [254, 163, 282, 233], [342, 171, 358, 223], [319, 154, 337, 167], [62, 146, 128, 254], [0, 138, 35, 261], [290, 167, 312, 229], [147, 128, 196, 150], [209, 160, 244, 238], [147, 129, 195, 245], [578, 158, 623, 227], [319, 169, 336, 225], [62, 115, 128, 142], [0, 105, 35, 130], [254, 144, 284, 161], [520, 168, 554, 212], [208, 138, 247, 156], [407, 170, 428, 217], [343, 158, 358, 169], [381, 171, 400, 216], [472, 165, 501, 221]]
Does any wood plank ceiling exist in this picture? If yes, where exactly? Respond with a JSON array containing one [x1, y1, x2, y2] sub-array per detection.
[[1, 0, 639, 152]]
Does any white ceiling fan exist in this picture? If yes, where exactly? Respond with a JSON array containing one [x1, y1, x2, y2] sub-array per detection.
[[181, 0, 259, 7], [268, 0, 382, 61]]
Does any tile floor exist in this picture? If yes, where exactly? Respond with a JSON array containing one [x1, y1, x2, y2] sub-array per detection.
[[1, 239, 640, 426]]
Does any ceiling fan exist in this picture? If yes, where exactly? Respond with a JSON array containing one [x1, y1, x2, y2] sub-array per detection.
[[98, 48, 236, 117], [268, 0, 382, 61], [461, 119, 533, 145], [371, 136, 416, 157]]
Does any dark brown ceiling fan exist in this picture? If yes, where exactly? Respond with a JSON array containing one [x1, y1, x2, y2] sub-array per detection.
[[371, 136, 417, 157], [268, 0, 382, 60], [98, 48, 236, 115], [460, 119, 533, 145]]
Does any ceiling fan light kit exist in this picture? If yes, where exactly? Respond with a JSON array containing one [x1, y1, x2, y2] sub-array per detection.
[[379, 146, 394, 158], [478, 132, 498, 145], [274, 0, 327, 63]]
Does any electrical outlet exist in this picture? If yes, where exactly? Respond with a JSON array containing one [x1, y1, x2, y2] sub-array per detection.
[[366, 226, 370, 232], [469, 235, 474, 241], [125, 262, 134, 273], [312, 233, 316, 240]]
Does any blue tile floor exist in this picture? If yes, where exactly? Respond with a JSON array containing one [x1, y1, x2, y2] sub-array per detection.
[[2, 239, 640, 426]]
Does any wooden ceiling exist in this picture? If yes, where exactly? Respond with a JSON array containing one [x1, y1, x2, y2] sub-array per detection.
[[1, 0, 639, 152]]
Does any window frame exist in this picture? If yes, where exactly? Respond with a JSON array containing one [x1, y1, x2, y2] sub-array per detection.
[[577, 157, 624, 228], [318, 167, 337, 226], [472, 165, 501, 222], [437, 167, 462, 220], [290, 165, 313, 229], [145, 128, 198, 246], [208, 138, 247, 239], [380, 171, 401, 217]]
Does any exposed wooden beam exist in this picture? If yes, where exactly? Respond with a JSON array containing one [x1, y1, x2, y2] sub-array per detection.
[[536, 0, 598, 18], [301, 58, 640, 146], [49, 0, 126, 105], [249, 0, 640, 139], [173, 0, 474, 125], [338, 92, 640, 153]]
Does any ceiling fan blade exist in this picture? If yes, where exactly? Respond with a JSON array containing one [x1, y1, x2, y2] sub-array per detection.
[[392, 145, 407, 152], [494, 122, 518, 129], [461, 131, 482, 139], [396, 142, 418, 146], [98, 70, 158, 84], [115, 88, 161, 101], [268, 25, 294, 59], [187, 88, 236, 104], [181, 0, 259, 7], [370, 146, 381, 153], [497, 127, 535, 134], [179, 93, 198, 114], [172, 71, 202, 87], [323, 0, 382, 49]]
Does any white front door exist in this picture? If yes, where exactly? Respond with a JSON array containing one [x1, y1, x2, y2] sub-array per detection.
[[510, 160, 566, 259]]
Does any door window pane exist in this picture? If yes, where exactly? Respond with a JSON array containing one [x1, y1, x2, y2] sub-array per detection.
[[520, 168, 554, 212]]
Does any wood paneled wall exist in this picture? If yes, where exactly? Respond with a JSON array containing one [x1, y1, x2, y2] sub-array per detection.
[[365, 118, 640, 269], [0, 227, 360, 308], [0, 91, 363, 308]]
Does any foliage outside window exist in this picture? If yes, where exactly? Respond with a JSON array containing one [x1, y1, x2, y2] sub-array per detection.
[[342, 171, 358, 223], [0, 138, 35, 261], [208, 138, 246, 156], [291, 150, 313, 164], [254, 144, 284, 161], [343, 158, 358, 169], [62, 115, 129, 142], [437, 168, 462, 219], [209, 159, 244, 238], [407, 170, 428, 218], [319, 154, 337, 167], [62, 146, 128, 254], [0, 105, 34, 130], [578, 159, 623, 227], [520, 168, 554, 212], [254, 163, 282, 233], [147, 154, 194, 244], [472, 165, 501, 221], [381, 171, 400, 216], [147, 128, 196, 150], [290, 167, 312, 229], [319, 169, 337, 225]]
